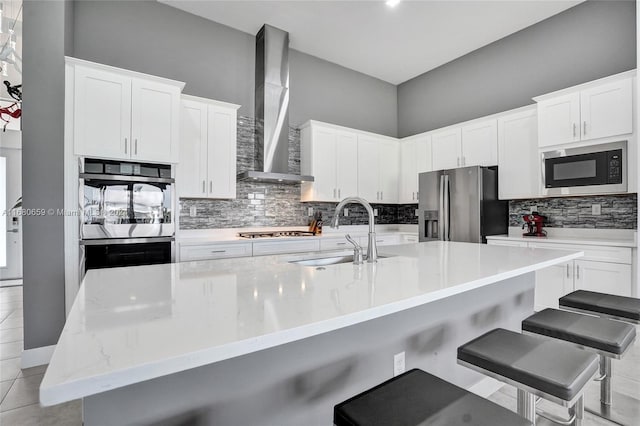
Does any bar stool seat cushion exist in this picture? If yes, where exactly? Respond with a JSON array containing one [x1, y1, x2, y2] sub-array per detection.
[[457, 328, 598, 401], [522, 308, 636, 355], [334, 369, 531, 426], [559, 290, 640, 322]]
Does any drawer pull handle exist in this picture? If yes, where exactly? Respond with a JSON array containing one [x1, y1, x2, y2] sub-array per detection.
[[210, 250, 226, 254], [336, 242, 346, 245]]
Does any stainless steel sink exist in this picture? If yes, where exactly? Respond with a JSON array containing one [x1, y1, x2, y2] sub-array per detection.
[[290, 255, 388, 267]]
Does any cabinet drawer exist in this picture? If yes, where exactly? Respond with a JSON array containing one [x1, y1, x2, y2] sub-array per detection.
[[402, 235, 419, 244], [320, 238, 352, 251], [487, 240, 528, 248], [180, 242, 252, 261], [252, 239, 321, 256], [528, 242, 632, 264]]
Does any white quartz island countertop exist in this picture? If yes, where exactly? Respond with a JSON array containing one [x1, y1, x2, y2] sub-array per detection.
[[40, 241, 583, 406]]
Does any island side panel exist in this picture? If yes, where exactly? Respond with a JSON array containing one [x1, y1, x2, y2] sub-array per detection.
[[83, 272, 535, 426]]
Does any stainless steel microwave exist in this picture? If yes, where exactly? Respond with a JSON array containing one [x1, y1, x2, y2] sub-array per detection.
[[541, 141, 626, 196]]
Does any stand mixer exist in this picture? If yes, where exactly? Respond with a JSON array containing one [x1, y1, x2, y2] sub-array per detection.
[[522, 213, 547, 237]]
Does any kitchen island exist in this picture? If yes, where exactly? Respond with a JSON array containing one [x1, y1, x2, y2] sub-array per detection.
[[41, 241, 582, 425]]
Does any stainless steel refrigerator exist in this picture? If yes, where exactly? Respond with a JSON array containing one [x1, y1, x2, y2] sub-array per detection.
[[418, 166, 508, 243]]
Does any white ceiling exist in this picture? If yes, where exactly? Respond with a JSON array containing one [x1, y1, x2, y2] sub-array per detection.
[[161, 0, 583, 85]]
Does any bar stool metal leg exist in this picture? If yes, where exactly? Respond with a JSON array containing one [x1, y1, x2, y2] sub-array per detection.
[[517, 389, 537, 425], [567, 395, 584, 426], [600, 356, 612, 406]]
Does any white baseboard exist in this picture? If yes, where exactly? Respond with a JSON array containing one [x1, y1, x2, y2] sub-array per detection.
[[467, 376, 504, 398], [21, 345, 55, 369]]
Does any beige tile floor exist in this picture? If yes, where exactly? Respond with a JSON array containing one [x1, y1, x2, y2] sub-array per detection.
[[0, 285, 81, 426], [0, 285, 638, 425]]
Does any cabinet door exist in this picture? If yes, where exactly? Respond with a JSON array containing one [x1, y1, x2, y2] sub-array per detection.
[[461, 119, 497, 167], [335, 131, 358, 200], [415, 135, 432, 174], [310, 127, 338, 201], [399, 140, 417, 203], [497, 109, 539, 199], [431, 128, 461, 170], [357, 135, 380, 202], [207, 105, 237, 199], [131, 79, 179, 163], [74, 65, 131, 159], [378, 139, 399, 203], [580, 78, 633, 141], [537, 93, 580, 147], [177, 100, 208, 198], [534, 261, 574, 310], [575, 260, 632, 297]]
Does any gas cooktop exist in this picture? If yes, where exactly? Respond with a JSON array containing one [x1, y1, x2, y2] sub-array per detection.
[[237, 230, 316, 239]]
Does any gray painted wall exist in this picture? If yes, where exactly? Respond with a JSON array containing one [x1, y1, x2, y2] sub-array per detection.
[[397, 0, 637, 137], [71, 0, 398, 137], [22, 1, 73, 349]]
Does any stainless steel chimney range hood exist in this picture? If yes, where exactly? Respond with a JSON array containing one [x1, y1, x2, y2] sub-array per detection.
[[237, 24, 314, 184]]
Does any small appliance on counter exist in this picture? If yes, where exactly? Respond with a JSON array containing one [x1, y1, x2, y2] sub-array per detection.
[[522, 213, 547, 237]]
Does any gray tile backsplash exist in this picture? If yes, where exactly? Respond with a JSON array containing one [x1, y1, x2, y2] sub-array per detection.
[[509, 194, 637, 229], [179, 117, 419, 229]]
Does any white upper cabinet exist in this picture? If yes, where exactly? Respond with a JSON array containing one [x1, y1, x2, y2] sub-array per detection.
[[580, 78, 633, 141], [131, 79, 180, 163], [460, 119, 497, 167], [431, 119, 497, 170], [300, 122, 358, 202], [399, 134, 432, 203], [378, 139, 399, 204], [536, 74, 633, 148], [177, 96, 240, 199], [73, 65, 132, 159], [431, 128, 461, 171], [356, 134, 399, 204], [537, 93, 580, 147], [497, 107, 539, 200], [69, 58, 184, 163]]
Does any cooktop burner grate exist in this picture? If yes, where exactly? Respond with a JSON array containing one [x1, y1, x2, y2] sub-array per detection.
[[237, 230, 316, 239]]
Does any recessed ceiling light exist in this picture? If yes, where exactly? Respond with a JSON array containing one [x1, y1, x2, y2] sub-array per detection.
[[386, 0, 401, 8]]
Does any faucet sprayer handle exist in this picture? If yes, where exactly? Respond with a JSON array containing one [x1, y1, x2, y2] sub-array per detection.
[[345, 234, 360, 249], [345, 234, 364, 265]]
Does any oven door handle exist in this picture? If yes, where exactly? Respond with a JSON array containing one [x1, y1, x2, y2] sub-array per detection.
[[80, 236, 175, 245]]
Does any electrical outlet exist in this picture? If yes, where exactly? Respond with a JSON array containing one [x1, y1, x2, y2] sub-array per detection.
[[344, 208, 349, 217], [592, 204, 601, 215], [308, 207, 314, 216], [530, 206, 539, 214], [393, 352, 405, 377], [189, 206, 197, 217], [415, 209, 420, 217], [374, 208, 379, 217]]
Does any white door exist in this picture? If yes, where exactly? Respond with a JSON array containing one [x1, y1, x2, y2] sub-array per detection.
[[537, 93, 580, 147], [378, 139, 399, 203], [461, 119, 497, 167], [431, 128, 461, 170], [357, 135, 380, 202], [0, 148, 21, 281], [311, 127, 338, 201], [497, 109, 539, 199], [399, 140, 417, 203], [74, 65, 131, 159], [177, 100, 208, 198], [415, 135, 432, 174], [131, 79, 178, 163], [335, 131, 358, 199], [534, 261, 574, 310], [580, 78, 633, 141], [575, 260, 632, 297], [207, 105, 237, 199]]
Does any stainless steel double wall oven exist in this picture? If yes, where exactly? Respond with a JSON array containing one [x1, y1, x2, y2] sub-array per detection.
[[80, 159, 175, 271]]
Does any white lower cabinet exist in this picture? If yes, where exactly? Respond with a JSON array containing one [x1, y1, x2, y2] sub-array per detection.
[[488, 238, 635, 309], [252, 240, 321, 256], [180, 242, 252, 262]]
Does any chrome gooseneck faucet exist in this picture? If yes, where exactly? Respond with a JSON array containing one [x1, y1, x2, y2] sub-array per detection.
[[331, 197, 377, 263]]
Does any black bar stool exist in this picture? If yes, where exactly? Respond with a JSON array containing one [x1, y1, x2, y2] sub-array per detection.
[[457, 328, 599, 425], [334, 369, 532, 426], [559, 290, 640, 325], [522, 308, 638, 425]]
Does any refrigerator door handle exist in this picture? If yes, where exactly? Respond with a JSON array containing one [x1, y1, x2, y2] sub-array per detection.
[[444, 175, 450, 241], [438, 175, 445, 240]]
